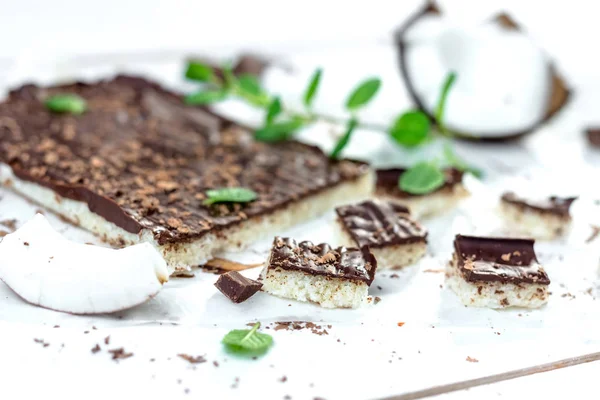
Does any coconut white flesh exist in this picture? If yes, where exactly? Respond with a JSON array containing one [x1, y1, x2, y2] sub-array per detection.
[[0, 213, 168, 314], [403, 14, 553, 137]]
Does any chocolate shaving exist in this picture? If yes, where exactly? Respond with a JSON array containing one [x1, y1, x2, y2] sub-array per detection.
[[108, 348, 133, 360], [91, 344, 101, 354], [586, 225, 600, 243], [178, 354, 207, 364]]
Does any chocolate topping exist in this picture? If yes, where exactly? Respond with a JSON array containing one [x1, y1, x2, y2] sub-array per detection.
[[501, 192, 576, 217], [453, 235, 550, 285], [376, 168, 463, 198], [214, 271, 262, 303], [267, 237, 377, 285], [0, 76, 369, 245], [335, 199, 427, 248], [586, 128, 600, 148]]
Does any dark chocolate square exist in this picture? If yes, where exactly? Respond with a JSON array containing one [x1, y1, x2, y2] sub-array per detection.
[[501, 192, 576, 217], [453, 235, 550, 285], [214, 271, 262, 303]]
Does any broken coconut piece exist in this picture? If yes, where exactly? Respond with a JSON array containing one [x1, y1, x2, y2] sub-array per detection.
[[335, 199, 427, 269], [215, 271, 262, 303], [395, 2, 570, 140], [0, 213, 168, 314], [260, 237, 377, 309], [375, 167, 468, 218], [500, 192, 577, 240], [446, 235, 550, 309]]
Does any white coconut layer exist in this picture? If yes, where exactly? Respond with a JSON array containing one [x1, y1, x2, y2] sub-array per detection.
[[334, 223, 426, 269], [500, 202, 571, 240], [0, 214, 168, 314], [403, 14, 553, 137], [377, 183, 469, 219], [445, 258, 548, 309], [0, 164, 374, 275], [260, 267, 368, 309]]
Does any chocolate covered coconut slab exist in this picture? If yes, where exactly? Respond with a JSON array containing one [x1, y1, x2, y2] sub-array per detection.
[[0, 76, 373, 274]]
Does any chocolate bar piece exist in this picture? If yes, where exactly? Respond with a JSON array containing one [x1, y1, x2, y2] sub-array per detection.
[[214, 271, 262, 303], [586, 128, 600, 148], [260, 237, 377, 308], [446, 235, 550, 309], [500, 192, 577, 239], [375, 168, 468, 218], [335, 199, 427, 269], [0, 76, 372, 274]]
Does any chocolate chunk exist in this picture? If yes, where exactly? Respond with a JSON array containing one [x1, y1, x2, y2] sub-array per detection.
[[501, 192, 576, 217], [586, 128, 600, 148], [268, 237, 377, 285], [214, 271, 262, 303], [335, 199, 427, 248], [376, 168, 463, 198], [0, 76, 369, 246], [454, 235, 550, 285]]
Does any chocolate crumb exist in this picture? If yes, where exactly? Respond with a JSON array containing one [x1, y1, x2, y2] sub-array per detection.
[[466, 356, 479, 363], [213, 361, 219, 367], [108, 348, 133, 360], [53, 325, 60, 328], [178, 354, 207, 364], [84, 331, 89, 334], [374, 296, 382, 305], [284, 396, 292, 400], [390, 273, 399, 278], [23, 241, 29, 246], [0, 219, 17, 231], [91, 344, 101, 354], [279, 376, 287, 383], [184, 389, 190, 394], [150, 358, 155, 362], [104, 336, 110, 345], [586, 225, 600, 243], [34, 338, 49, 347]]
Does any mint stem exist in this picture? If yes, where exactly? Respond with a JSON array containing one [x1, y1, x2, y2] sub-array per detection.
[[241, 322, 260, 344]]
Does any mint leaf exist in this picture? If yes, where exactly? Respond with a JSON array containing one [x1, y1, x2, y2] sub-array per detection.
[[390, 111, 431, 147], [203, 188, 257, 205], [185, 61, 214, 82], [345, 78, 381, 111], [255, 120, 304, 142], [184, 90, 228, 105], [330, 118, 358, 159], [45, 94, 87, 115], [222, 322, 273, 353], [237, 74, 264, 97], [435, 72, 457, 133], [265, 97, 282, 125], [399, 162, 445, 195], [303, 68, 323, 108], [443, 144, 483, 178]]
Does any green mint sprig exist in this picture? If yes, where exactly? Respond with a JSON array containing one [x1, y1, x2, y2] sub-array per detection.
[[203, 188, 258, 206], [183, 60, 482, 180], [222, 322, 273, 354]]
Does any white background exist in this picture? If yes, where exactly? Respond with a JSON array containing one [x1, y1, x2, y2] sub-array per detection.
[[1, 1, 600, 399]]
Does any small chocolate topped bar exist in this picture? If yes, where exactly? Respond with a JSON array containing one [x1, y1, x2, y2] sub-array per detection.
[[375, 168, 469, 218], [500, 192, 577, 239], [335, 199, 427, 269], [446, 235, 550, 309], [215, 271, 262, 303], [260, 237, 377, 308]]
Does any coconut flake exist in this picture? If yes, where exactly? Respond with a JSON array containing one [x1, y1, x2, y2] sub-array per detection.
[[0, 213, 168, 314]]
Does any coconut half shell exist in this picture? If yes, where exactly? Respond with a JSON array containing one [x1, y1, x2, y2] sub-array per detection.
[[394, 1, 571, 141]]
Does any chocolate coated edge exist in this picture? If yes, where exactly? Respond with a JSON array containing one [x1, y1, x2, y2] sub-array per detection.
[[393, 2, 571, 142], [501, 192, 576, 217]]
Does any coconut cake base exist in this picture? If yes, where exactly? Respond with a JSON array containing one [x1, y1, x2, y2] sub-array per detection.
[[0, 164, 374, 275], [500, 202, 571, 240]]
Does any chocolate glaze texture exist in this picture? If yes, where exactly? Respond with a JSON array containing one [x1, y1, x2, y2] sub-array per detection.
[[376, 168, 463, 198], [0, 76, 369, 245], [501, 192, 577, 217], [268, 237, 377, 285], [453, 235, 550, 285], [336, 199, 427, 248]]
